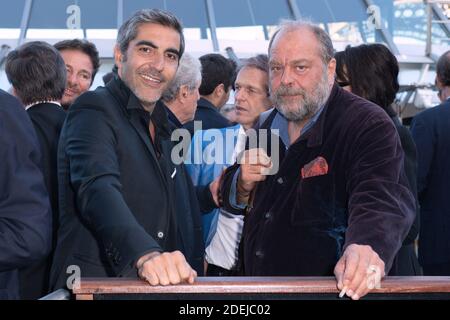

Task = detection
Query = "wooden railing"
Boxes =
[73,276,450,300]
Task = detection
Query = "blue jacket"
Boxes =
[0,90,51,299]
[186,124,241,246]
[410,98,450,265]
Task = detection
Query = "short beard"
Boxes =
[119,62,162,113]
[271,70,331,122]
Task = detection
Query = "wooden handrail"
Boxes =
[73,276,450,299]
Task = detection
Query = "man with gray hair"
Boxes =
[220,20,415,299]
[50,9,215,291]
[162,53,202,126]
[186,54,272,276]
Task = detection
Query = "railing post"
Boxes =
[426,0,432,57]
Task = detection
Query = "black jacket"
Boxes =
[387,114,421,276]
[184,97,231,135]
[50,78,204,290]
[0,90,51,299]
[19,103,66,299]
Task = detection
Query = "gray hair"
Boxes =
[117,9,185,58]
[268,20,334,65]
[161,53,202,102]
[237,54,269,93]
[238,54,269,75]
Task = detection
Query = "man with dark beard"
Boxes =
[220,20,415,300]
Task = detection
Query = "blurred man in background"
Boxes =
[411,50,450,276]
[54,39,100,110]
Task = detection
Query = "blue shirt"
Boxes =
[230,105,326,210]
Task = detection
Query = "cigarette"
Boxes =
[339,286,348,298]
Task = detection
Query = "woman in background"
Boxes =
[335,43,422,276]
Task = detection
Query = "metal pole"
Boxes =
[418,63,430,84]
[225,46,240,64]
[204,0,219,52]
[117,0,123,28]
[431,2,450,37]
[426,0,432,57]
[18,0,33,46]
[0,44,11,68]
[287,0,301,20]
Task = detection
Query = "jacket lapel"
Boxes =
[126,96,161,163]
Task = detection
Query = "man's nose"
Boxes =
[280,68,294,86]
[67,72,78,86]
[152,53,165,72]
[234,89,245,102]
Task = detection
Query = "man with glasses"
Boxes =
[186,55,272,276]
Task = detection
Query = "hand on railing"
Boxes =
[334,244,386,300]
[136,251,197,286]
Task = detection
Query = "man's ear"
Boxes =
[11,87,18,98]
[10,87,23,105]
[178,85,189,102]
[327,58,337,85]
[214,83,225,97]
[435,76,444,90]
[114,45,124,73]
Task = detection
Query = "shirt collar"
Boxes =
[164,103,183,129]
[270,91,330,148]
[107,76,173,138]
[25,101,61,110]
[198,97,219,112]
[301,103,326,136]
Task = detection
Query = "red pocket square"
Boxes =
[301,156,328,179]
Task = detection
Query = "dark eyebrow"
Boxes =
[236,82,256,90]
[135,40,180,58]
[136,40,158,49]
